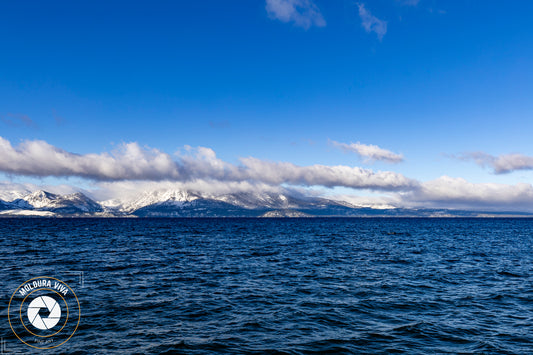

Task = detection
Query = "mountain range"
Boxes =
[0,190,531,218]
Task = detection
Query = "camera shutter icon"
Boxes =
[27,296,62,330]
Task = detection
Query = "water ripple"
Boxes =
[1,218,532,354]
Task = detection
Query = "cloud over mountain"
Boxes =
[3,136,533,211]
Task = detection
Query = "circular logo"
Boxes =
[8,277,80,350]
[27,296,62,330]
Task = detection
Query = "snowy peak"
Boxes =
[214,192,294,209]
[0,188,31,202]
[115,189,357,215]
[18,190,102,213]
[0,188,521,218]
[120,189,200,213]
[22,190,59,208]
[59,192,103,213]
[212,191,351,210]
[1,188,354,217]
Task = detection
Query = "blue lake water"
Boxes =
[1,218,532,354]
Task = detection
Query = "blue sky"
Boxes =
[1,0,533,210]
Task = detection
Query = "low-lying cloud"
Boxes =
[0,137,415,191]
[399,176,533,211]
[4,136,533,211]
[331,140,404,163]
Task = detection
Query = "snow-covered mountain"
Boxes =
[7,190,103,214]
[0,199,10,211]
[120,190,366,217]
[0,189,531,217]
[211,191,330,210]
[213,192,298,209]
[113,190,200,213]
[0,189,361,217]
[0,189,31,203]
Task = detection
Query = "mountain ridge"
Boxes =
[0,189,532,218]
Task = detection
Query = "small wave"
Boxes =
[497,270,523,278]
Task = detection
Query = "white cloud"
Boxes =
[399,176,533,211]
[492,154,533,173]
[331,140,404,163]
[330,176,533,212]
[4,136,533,211]
[0,137,181,181]
[330,193,399,209]
[457,152,533,174]
[358,3,387,40]
[5,173,533,212]
[238,157,415,190]
[0,136,414,191]
[266,0,326,29]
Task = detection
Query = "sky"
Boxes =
[1,0,533,211]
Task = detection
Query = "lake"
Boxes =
[2,218,532,354]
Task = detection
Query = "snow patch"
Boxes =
[0,210,56,217]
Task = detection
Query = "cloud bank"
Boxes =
[358,4,387,40]
[331,140,404,163]
[266,0,326,29]
[3,137,533,211]
[4,176,533,212]
[333,177,533,212]
[400,176,533,211]
[0,137,415,191]
[0,137,180,181]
